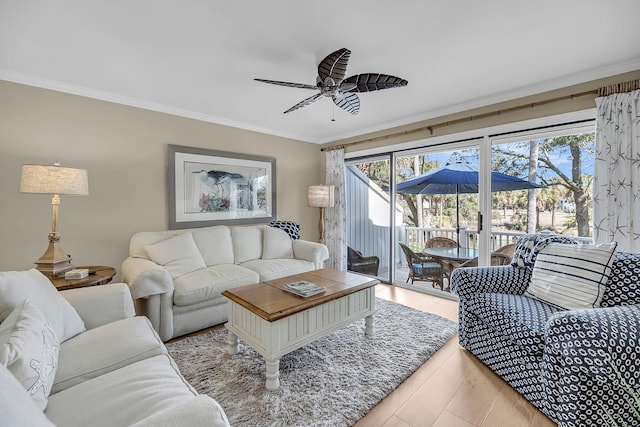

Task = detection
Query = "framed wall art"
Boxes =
[168,144,276,229]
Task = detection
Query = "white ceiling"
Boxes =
[2,1,640,144]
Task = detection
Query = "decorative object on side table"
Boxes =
[19,162,89,278]
[50,265,115,291]
[307,185,334,244]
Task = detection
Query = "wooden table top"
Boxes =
[222,268,379,322]
[51,265,116,291]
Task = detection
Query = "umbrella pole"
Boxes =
[456,184,460,248]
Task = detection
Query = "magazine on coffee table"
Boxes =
[283,280,326,297]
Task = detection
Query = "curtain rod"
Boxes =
[320,89,598,152]
[598,79,640,97]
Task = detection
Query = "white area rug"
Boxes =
[167,298,458,427]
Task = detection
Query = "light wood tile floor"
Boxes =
[357,284,556,427]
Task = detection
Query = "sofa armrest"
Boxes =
[122,257,174,299]
[545,304,640,385]
[292,240,329,269]
[129,395,230,427]
[60,283,135,330]
[450,265,532,300]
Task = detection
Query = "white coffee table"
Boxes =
[222,268,378,390]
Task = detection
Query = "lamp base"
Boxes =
[35,234,73,279]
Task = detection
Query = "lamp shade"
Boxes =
[307,185,334,208]
[20,164,89,195]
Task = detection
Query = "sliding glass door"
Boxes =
[345,155,394,283]
[489,123,596,249]
[344,117,595,293]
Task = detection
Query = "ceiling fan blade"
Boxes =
[332,92,360,115]
[342,73,408,92]
[284,93,323,114]
[254,79,318,90]
[317,48,351,84]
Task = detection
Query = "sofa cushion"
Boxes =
[192,226,234,266]
[173,265,259,307]
[241,258,316,281]
[53,316,166,393]
[145,232,207,279]
[0,269,85,343]
[46,354,198,427]
[129,395,230,427]
[0,300,59,410]
[0,364,56,427]
[262,226,294,260]
[231,226,263,263]
[511,234,579,269]
[525,242,617,310]
[467,293,563,356]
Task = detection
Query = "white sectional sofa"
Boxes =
[0,269,229,427]
[122,224,329,341]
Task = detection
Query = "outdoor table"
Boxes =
[422,246,479,262]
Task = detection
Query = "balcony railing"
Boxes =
[404,227,522,252]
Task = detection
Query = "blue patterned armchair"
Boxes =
[451,235,640,427]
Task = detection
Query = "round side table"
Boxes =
[50,265,116,291]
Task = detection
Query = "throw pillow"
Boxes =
[0,300,60,410]
[192,226,234,266]
[525,242,618,310]
[0,269,85,343]
[511,234,579,269]
[145,232,207,279]
[268,220,300,240]
[262,226,294,260]
[0,363,55,426]
[231,226,263,263]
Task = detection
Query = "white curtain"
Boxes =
[325,148,347,270]
[593,89,640,252]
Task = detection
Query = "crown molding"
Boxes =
[0,69,316,143]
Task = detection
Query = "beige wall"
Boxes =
[0,81,323,279]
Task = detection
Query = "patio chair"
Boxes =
[425,236,458,248]
[445,252,512,270]
[424,236,458,287]
[494,243,515,261]
[347,246,379,276]
[398,243,444,290]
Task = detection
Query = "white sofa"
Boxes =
[0,269,229,427]
[122,224,329,341]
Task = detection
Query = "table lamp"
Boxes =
[20,162,89,278]
[307,185,334,244]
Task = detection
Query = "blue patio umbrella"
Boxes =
[396,161,544,245]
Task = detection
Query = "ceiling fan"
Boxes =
[254,48,408,116]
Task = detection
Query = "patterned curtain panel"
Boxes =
[594,90,640,252]
[325,148,347,270]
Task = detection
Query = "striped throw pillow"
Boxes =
[525,242,617,310]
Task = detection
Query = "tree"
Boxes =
[494,132,594,236]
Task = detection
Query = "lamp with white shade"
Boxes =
[307,185,334,244]
[20,162,89,278]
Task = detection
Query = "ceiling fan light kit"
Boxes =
[255,48,408,117]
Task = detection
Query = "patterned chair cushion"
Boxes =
[467,293,564,356]
[511,234,580,269]
[600,251,640,307]
[268,221,300,240]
